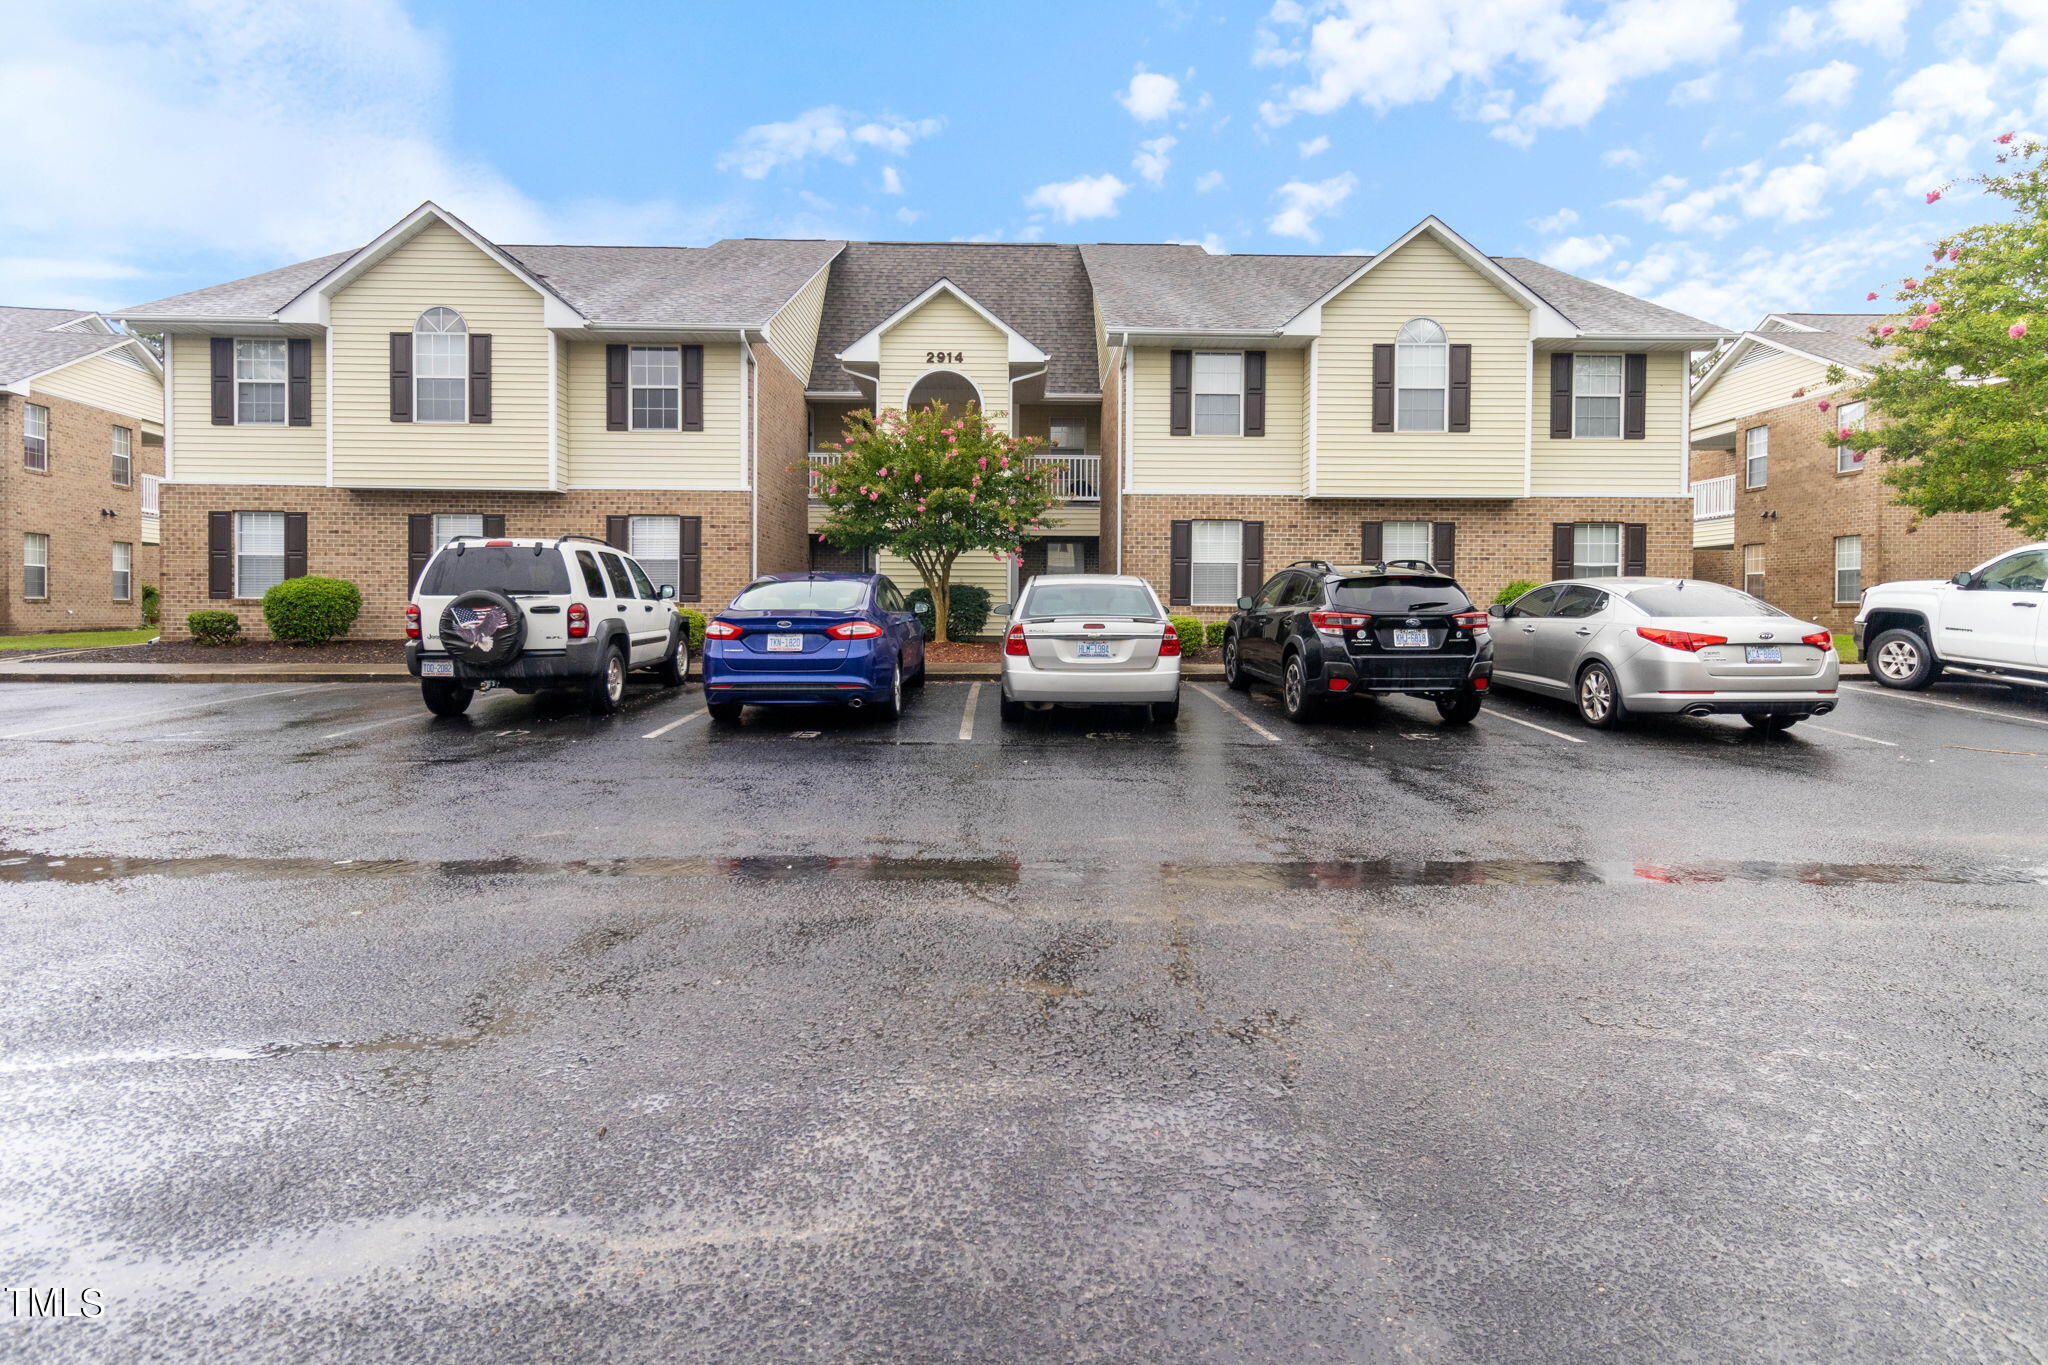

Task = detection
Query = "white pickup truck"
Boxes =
[1854,543,2048,691]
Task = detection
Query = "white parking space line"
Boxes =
[1804,722,1899,747]
[958,683,982,742]
[1478,706,1587,744]
[1843,682,2048,728]
[319,712,426,741]
[1191,684,1281,742]
[642,707,706,739]
[0,684,331,740]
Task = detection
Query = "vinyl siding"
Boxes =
[31,350,162,424]
[876,292,1010,423]
[165,333,326,484]
[1694,515,1735,548]
[328,221,552,489]
[1691,345,1838,429]
[766,264,831,380]
[1037,504,1101,535]
[1128,345,1305,492]
[1313,232,1528,498]
[562,341,745,487]
[876,548,1010,617]
[1530,349,1687,494]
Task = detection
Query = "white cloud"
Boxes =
[1671,73,1720,105]
[718,107,941,179]
[1118,67,1185,121]
[1540,233,1628,271]
[1268,172,1357,241]
[1133,136,1177,186]
[1026,173,1131,222]
[1530,207,1579,233]
[1786,60,1858,106]
[1195,170,1226,193]
[1774,0,1914,53]
[1774,6,1826,46]
[1298,134,1331,157]
[1613,173,1741,234]
[1892,59,1999,124]
[894,206,921,225]
[1602,146,1645,167]
[880,165,905,195]
[1597,221,1925,325]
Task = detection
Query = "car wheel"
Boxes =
[1870,627,1941,690]
[585,644,627,715]
[421,679,473,716]
[1151,694,1181,725]
[706,700,744,724]
[872,663,903,720]
[654,637,687,687]
[1575,661,1626,729]
[1223,634,1252,691]
[1434,685,1484,724]
[1281,652,1320,723]
[1743,713,1803,733]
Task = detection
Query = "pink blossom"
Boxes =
[869,490,880,500]
[967,492,976,503]
[876,467,888,478]
[1817,399,1832,413]
[1997,131,2016,145]
[1925,189,1942,203]
[1909,316,1931,331]
[1925,301,1942,315]
[1879,325,1896,338]
[1866,291,1879,301]
[2011,322,2029,339]
[976,456,988,469]
[912,472,922,483]
[1903,278,1918,290]
[1838,428,1852,441]
[917,501,926,511]
[1948,249,1960,261]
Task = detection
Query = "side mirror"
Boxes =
[1952,570,1975,588]
[1236,596,1255,611]
[1487,602,1509,618]
[658,584,676,600]
[913,601,931,614]
[993,602,1011,615]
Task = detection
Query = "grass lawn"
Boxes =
[1833,632,1860,664]
[0,627,156,652]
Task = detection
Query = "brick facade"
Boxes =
[1121,493,1693,618]
[0,390,161,634]
[751,342,813,580]
[1689,396,2029,630]
[1098,352,1123,572]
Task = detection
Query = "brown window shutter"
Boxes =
[1168,519,1192,604]
[468,334,492,424]
[1431,521,1456,577]
[679,516,702,600]
[606,515,630,550]
[1623,522,1648,576]
[283,512,308,581]
[208,511,233,597]
[1371,343,1394,432]
[1169,350,1191,437]
[407,514,433,596]
[1549,353,1573,439]
[481,514,505,537]
[286,338,312,426]
[1240,521,1265,599]
[1359,520,1383,562]
[1448,344,1471,433]
[606,345,629,430]
[1551,523,1575,580]
[1623,353,1647,440]
[210,338,234,425]
[1243,351,1266,437]
[389,333,412,423]
[681,345,704,432]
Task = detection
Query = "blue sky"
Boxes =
[2,0,2040,327]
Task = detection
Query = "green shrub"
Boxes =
[675,607,706,650]
[1493,579,1540,606]
[1168,615,1204,651]
[139,583,160,626]
[1205,620,1232,649]
[186,610,242,646]
[262,575,362,644]
[908,583,993,640]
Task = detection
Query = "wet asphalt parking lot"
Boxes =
[1,673,2045,1363]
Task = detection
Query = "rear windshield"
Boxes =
[1022,583,1158,618]
[731,579,869,612]
[1328,576,1471,613]
[419,546,571,596]
[1627,584,1786,618]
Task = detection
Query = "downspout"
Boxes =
[1117,341,1133,574]
[742,329,756,579]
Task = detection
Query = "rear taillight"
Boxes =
[405,603,420,640]
[567,603,589,638]
[1309,611,1372,631]
[1159,624,1181,656]
[1636,626,1728,652]
[704,619,743,639]
[826,620,883,639]
[1453,611,1488,630]
[1472,676,1489,691]
[1004,623,1028,656]
[1802,631,1834,650]
[484,539,512,547]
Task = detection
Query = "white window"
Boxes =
[1047,420,1086,452]
[630,347,681,430]
[413,308,468,423]
[1834,535,1862,603]
[629,515,682,594]
[1382,520,1432,563]
[112,426,132,486]
[1744,425,1769,487]
[1395,318,1449,432]
[234,339,287,425]
[1192,352,1243,436]
[1573,523,1622,578]
[1743,543,1766,599]
[1835,400,1867,472]
[112,542,132,602]
[1573,355,1624,438]
[1044,540,1084,574]
[140,474,162,515]
[22,533,47,600]
[235,511,286,598]
[432,513,485,551]
[1190,519,1243,605]
[23,403,48,470]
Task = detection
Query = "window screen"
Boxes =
[1189,520,1243,605]
[236,511,287,597]
[1192,353,1243,436]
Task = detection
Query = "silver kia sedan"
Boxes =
[1486,577,1841,730]
[999,574,1182,724]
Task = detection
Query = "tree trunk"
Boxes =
[932,557,954,642]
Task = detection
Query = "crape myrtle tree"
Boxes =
[811,402,1058,642]
[1824,133,2048,536]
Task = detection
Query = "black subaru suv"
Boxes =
[1221,559,1493,723]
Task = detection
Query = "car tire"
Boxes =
[707,700,744,724]
[1743,713,1803,733]
[1434,685,1484,724]
[654,637,687,688]
[421,679,473,716]
[1280,652,1320,723]
[1870,627,1942,690]
[584,644,627,715]
[1151,694,1181,725]
[871,663,903,720]
[1575,661,1627,729]
[1000,690,1026,723]
[1222,633,1252,691]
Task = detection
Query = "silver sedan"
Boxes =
[999,574,1182,724]
[1486,577,1841,730]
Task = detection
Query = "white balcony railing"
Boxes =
[809,450,1102,503]
[1692,473,1735,520]
[807,451,844,496]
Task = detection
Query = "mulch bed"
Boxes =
[42,639,406,666]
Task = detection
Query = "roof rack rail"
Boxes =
[556,534,610,546]
[1287,559,1335,572]
[1384,558,1439,573]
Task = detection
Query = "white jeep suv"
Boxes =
[1855,543,2048,692]
[406,534,688,715]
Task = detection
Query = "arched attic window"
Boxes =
[1394,318,1448,432]
[414,307,469,423]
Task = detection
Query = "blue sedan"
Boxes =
[701,572,927,722]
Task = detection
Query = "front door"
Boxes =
[1941,549,2048,665]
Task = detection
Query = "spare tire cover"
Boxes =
[438,589,526,667]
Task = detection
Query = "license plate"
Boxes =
[421,658,453,677]
[1076,641,1112,659]
[1745,646,1783,664]
[1392,629,1430,649]
[765,633,805,652]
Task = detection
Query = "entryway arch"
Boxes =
[904,368,982,413]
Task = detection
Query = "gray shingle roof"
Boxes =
[1495,257,1728,335]
[0,306,129,386]
[1756,313,1886,369]
[500,240,843,325]
[119,253,353,320]
[808,242,1101,395]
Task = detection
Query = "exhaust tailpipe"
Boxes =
[1683,704,1714,716]
[845,696,866,710]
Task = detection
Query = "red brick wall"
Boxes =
[751,341,811,578]
[0,391,156,633]
[1098,348,1123,572]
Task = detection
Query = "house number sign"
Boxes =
[925,351,966,364]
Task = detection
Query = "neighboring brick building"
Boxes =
[0,307,164,634]
[1687,314,2029,630]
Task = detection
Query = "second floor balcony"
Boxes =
[809,451,1100,503]
[1692,474,1735,520]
